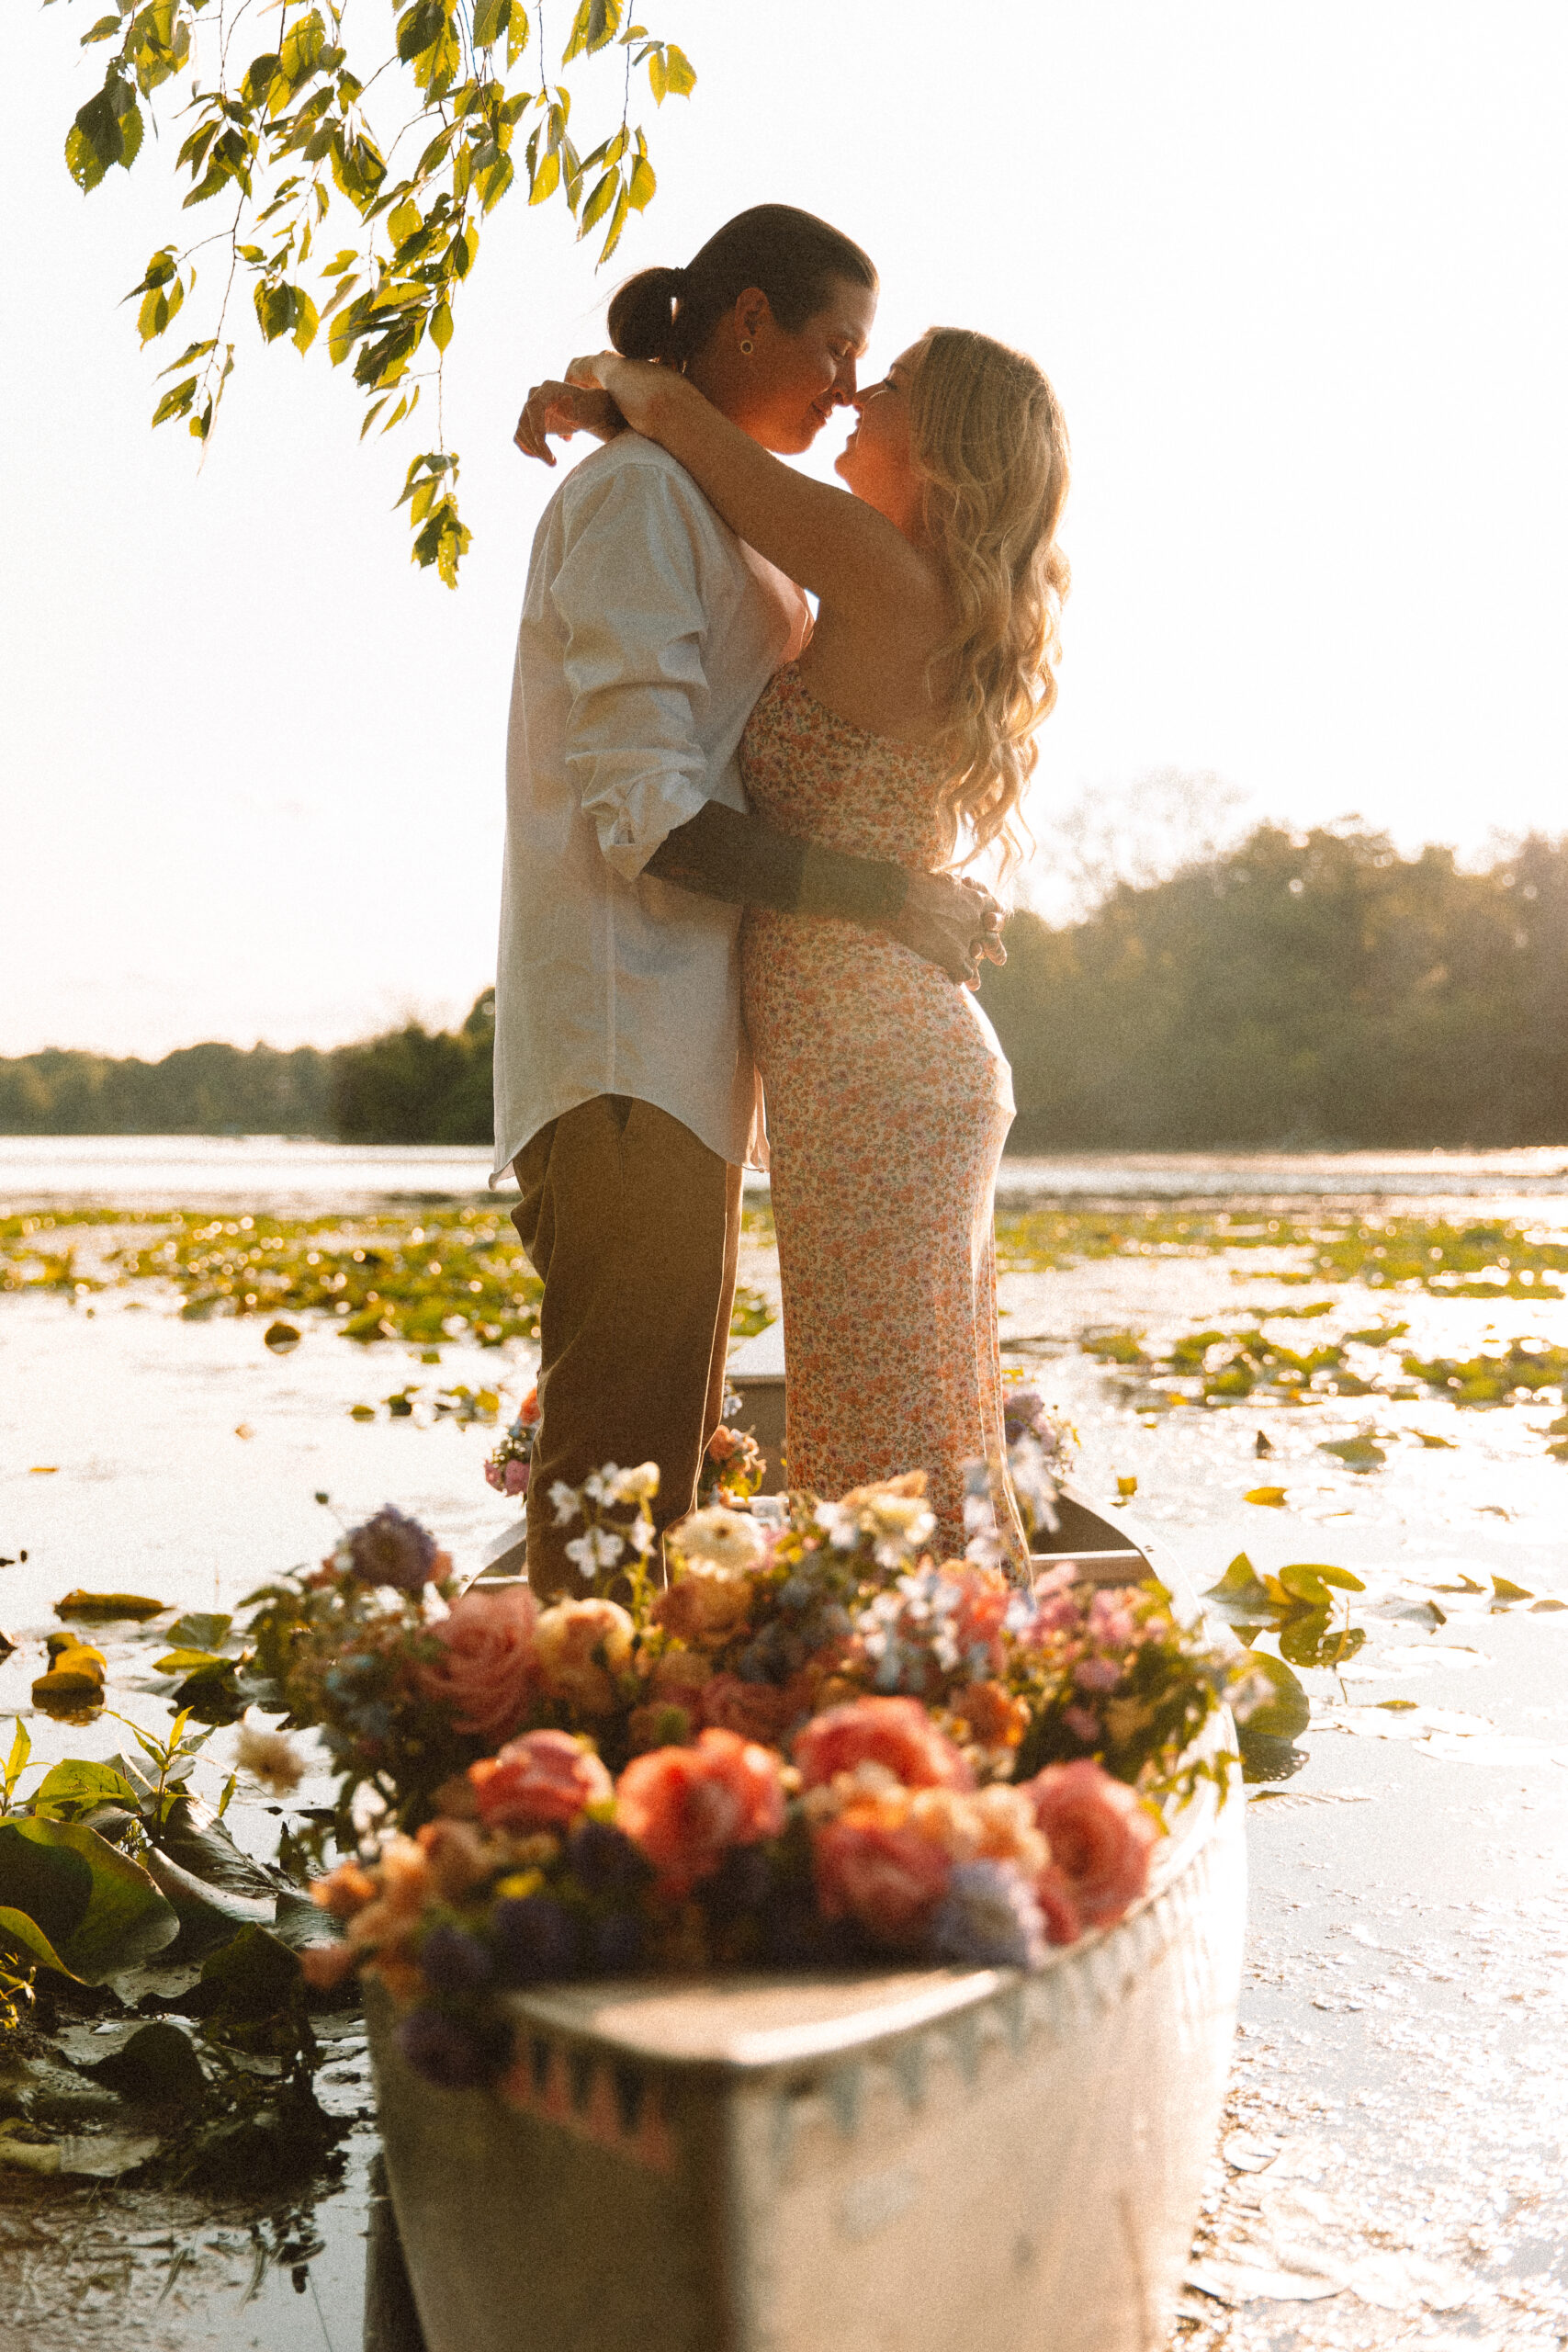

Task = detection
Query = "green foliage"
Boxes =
[0,1815,180,1982]
[1401,1338,1568,1406]
[983,826,1568,1148]
[331,989,494,1142]
[51,0,697,580]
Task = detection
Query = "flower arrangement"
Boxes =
[483,1386,541,1499]
[264,1456,1250,2092]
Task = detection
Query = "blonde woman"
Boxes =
[530,326,1069,1565]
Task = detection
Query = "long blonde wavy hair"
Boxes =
[908,328,1071,872]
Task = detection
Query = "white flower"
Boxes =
[669,1506,769,1571]
[565,1528,626,1578]
[549,1480,581,1526]
[234,1716,306,1797]
[815,1501,860,1552]
[582,1467,612,1504]
[627,1518,657,1556]
[607,1461,660,1505]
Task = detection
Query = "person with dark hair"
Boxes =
[494,205,1002,1598]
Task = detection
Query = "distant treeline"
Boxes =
[6,831,1565,1148]
[0,994,495,1146]
[985,824,1568,1149]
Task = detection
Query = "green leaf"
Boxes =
[279,6,326,85]
[579,165,617,234]
[28,1761,141,1818]
[80,15,124,45]
[471,0,509,48]
[0,1905,77,1980]
[529,146,559,205]
[389,195,422,248]
[430,298,454,352]
[1285,1561,1365,1592]
[291,288,320,356]
[0,1818,178,1984]
[1275,1563,1332,1609]
[4,1719,31,1804]
[626,151,655,210]
[1234,1650,1311,1743]
[165,1612,233,1654]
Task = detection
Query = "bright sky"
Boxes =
[6,2,1564,1057]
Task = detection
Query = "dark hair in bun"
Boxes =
[607,204,876,366]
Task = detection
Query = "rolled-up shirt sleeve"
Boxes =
[551,461,714,880]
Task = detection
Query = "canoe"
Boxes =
[367,1510,1243,2352]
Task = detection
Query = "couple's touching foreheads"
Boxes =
[491,202,1070,1594]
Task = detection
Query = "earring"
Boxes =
[739,337,754,356]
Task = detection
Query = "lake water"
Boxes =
[6,1132,1568,1209]
[4,1137,1568,2347]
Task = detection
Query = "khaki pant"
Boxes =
[511,1096,743,1600]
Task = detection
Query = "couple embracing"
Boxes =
[491,204,1069,1597]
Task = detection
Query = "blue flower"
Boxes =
[418,1926,494,1996]
[930,1862,1047,1971]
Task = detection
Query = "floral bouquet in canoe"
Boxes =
[241,1403,1253,2093]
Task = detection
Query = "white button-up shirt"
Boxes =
[492,435,809,1181]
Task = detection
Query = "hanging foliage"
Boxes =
[50,0,696,582]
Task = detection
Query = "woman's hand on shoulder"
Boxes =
[513,375,623,467]
[565,351,684,441]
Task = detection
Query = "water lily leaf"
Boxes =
[164,1612,233,1653]
[154,1648,230,1676]
[141,1793,284,1939]
[0,1818,178,1982]
[1288,1561,1365,1592]
[1321,1435,1386,1470]
[28,1761,141,1818]
[197,1923,301,2021]
[91,2019,206,2105]
[1276,1564,1332,1608]
[1280,1611,1367,1669]
[1491,1575,1534,1602]
[0,1904,79,1979]
[1204,1553,1275,1620]
[1235,1650,1311,1742]
[1245,1486,1288,1508]
[55,1590,168,1623]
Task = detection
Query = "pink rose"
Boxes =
[793,1697,974,1793]
[419,1583,538,1743]
[469,1729,612,1830]
[615,1728,785,1895]
[1023,1759,1157,1928]
[812,1813,953,1949]
[534,1599,635,1715]
[1032,1865,1084,1947]
[504,1459,530,1497]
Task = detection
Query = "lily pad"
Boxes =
[1321,1435,1387,1470]
[55,1590,168,1623]
[0,1817,178,1983]
[1245,1486,1288,1508]
[164,1611,234,1654]
[1235,1650,1312,1742]
[91,2019,206,2105]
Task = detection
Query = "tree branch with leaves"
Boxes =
[53,0,695,582]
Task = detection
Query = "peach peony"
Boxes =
[415,1816,497,1898]
[615,1728,785,1895]
[418,1583,538,1743]
[470,1729,613,1830]
[699,1673,801,1746]
[653,1561,756,1646]
[1022,1759,1158,1928]
[794,1697,974,1793]
[534,1598,635,1715]
[1032,1865,1084,1947]
[952,1679,1031,1749]
[648,1646,715,1702]
[812,1812,953,1949]
[299,1939,359,1989]
[939,1562,1012,1672]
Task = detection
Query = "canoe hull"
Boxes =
[367,1755,1244,2352]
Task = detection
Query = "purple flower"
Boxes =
[492,1894,582,1985]
[930,1861,1048,1970]
[417,1926,494,1996]
[566,1819,649,1897]
[591,1913,646,1974]
[341,1505,445,1592]
[395,2008,504,2090]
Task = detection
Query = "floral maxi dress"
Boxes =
[739,662,1026,1566]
